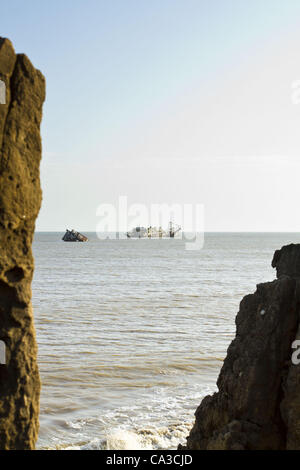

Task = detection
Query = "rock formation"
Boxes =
[0,38,45,449]
[182,244,300,450]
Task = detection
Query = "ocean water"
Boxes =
[32,232,300,450]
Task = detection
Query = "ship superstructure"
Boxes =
[126,222,181,239]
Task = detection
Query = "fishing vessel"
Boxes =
[126,222,181,239]
[62,229,88,242]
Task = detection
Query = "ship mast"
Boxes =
[169,220,174,238]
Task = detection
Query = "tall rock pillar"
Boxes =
[0,38,45,449]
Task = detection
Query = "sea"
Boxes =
[32,232,300,450]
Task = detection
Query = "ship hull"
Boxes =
[62,229,88,242]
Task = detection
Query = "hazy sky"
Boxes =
[2,0,300,231]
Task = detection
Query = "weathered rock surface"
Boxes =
[182,244,300,450]
[272,244,300,279]
[0,38,45,449]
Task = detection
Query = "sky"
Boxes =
[2,0,300,231]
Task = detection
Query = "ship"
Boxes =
[126,221,181,239]
[62,229,88,242]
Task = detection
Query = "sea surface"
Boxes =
[32,232,300,450]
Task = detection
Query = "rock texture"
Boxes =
[182,244,300,450]
[0,38,45,449]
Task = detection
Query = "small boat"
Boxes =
[62,229,88,242]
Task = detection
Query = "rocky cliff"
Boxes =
[182,244,300,450]
[0,38,45,449]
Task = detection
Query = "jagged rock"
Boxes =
[272,244,300,279]
[0,38,45,449]
[182,244,300,450]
